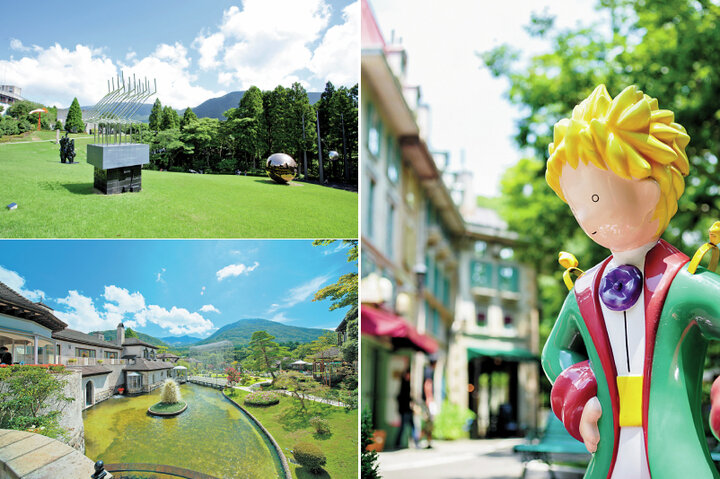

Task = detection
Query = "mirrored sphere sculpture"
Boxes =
[266,153,297,184]
[328,150,340,161]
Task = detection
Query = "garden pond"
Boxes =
[83,383,285,478]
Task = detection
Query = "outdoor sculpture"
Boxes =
[85,73,156,194]
[542,84,720,478]
[266,153,297,184]
[59,132,76,164]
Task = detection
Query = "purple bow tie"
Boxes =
[599,264,643,311]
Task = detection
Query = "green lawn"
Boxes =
[148,400,187,414]
[0,131,357,238]
[226,388,358,479]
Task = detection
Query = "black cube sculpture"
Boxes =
[87,144,149,194]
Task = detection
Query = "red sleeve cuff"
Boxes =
[550,360,597,442]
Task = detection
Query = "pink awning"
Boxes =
[361,305,438,354]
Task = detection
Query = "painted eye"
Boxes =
[591,194,599,203]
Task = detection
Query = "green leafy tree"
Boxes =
[7,100,43,120]
[64,97,85,133]
[148,98,163,131]
[161,106,180,131]
[481,0,720,342]
[285,82,318,176]
[361,408,380,479]
[180,107,198,130]
[0,366,74,440]
[151,128,185,170]
[125,328,139,339]
[261,86,292,156]
[275,371,327,411]
[248,331,286,381]
[181,117,220,171]
[312,240,358,310]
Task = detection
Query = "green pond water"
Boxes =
[83,383,285,479]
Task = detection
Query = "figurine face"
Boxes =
[559,161,661,252]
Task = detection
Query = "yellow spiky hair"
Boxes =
[546,84,690,234]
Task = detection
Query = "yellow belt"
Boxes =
[617,376,643,427]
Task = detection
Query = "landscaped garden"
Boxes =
[0,131,357,238]
[225,387,358,478]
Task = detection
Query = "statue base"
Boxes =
[94,165,142,194]
[87,143,149,195]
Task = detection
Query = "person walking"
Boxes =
[395,368,419,449]
[421,356,437,448]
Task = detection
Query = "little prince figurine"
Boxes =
[542,84,720,479]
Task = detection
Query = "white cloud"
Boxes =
[53,284,215,336]
[55,291,114,332]
[200,286,206,296]
[309,1,359,86]
[270,312,293,323]
[267,274,331,313]
[323,242,350,255]
[9,38,30,52]
[103,285,146,324]
[0,43,116,107]
[119,42,225,108]
[156,268,166,283]
[193,31,225,70]
[134,305,214,336]
[199,0,337,90]
[216,261,259,281]
[200,304,220,313]
[0,265,45,302]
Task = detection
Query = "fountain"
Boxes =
[83,383,286,478]
[148,379,187,416]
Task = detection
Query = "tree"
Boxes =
[285,82,317,176]
[161,106,180,131]
[362,408,381,479]
[312,240,358,310]
[248,331,285,381]
[481,0,720,339]
[125,328,139,339]
[0,366,74,440]
[275,371,328,411]
[180,107,198,130]
[64,97,85,133]
[225,366,243,387]
[149,98,163,131]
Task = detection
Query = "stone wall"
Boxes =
[55,370,85,451]
[81,364,125,407]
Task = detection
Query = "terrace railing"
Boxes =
[62,357,127,366]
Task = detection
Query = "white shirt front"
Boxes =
[602,241,656,479]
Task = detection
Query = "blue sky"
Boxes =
[0,240,355,338]
[0,0,358,109]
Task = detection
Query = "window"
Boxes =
[386,202,395,258]
[476,303,488,327]
[76,348,96,358]
[387,137,400,184]
[105,351,118,359]
[367,103,382,157]
[474,241,487,257]
[366,179,375,239]
[504,315,514,328]
[498,266,520,292]
[471,261,494,288]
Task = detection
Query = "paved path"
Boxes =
[187,376,348,407]
[0,429,107,479]
[378,438,585,479]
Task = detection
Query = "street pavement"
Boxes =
[378,438,586,479]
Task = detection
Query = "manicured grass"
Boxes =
[226,388,358,479]
[0,131,357,238]
[148,400,187,414]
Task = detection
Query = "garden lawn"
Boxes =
[0,132,357,238]
[226,388,358,479]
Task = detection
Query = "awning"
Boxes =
[173,366,187,370]
[467,346,538,362]
[361,305,438,354]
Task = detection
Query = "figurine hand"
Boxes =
[579,396,602,453]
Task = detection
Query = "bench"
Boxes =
[513,412,589,478]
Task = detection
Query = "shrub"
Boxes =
[309,416,331,436]
[433,400,476,440]
[160,379,181,404]
[243,391,280,406]
[292,442,326,473]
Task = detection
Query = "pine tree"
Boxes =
[148,98,163,131]
[160,106,180,130]
[65,97,85,133]
[180,107,198,129]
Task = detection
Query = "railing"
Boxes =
[62,357,126,366]
[103,463,219,479]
